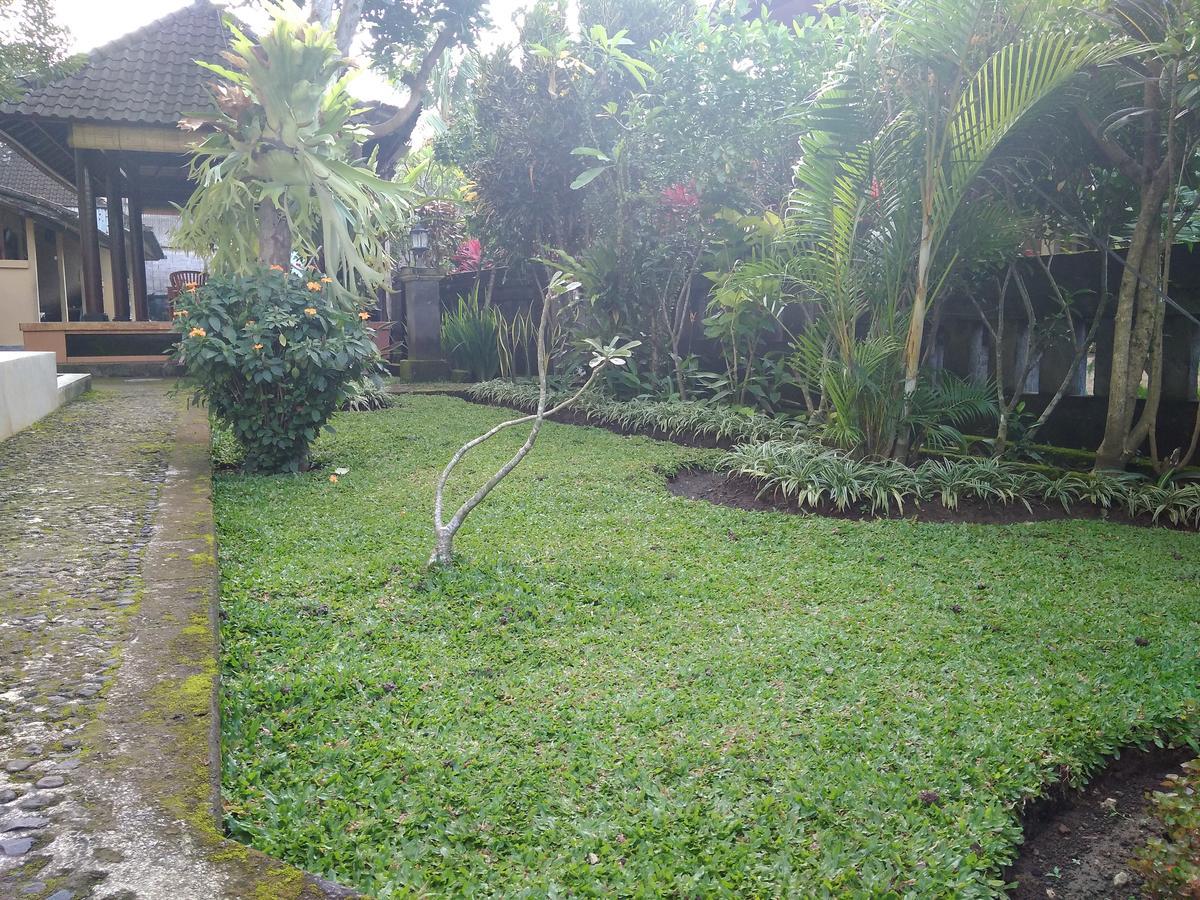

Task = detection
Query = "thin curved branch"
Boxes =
[432,369,600,530]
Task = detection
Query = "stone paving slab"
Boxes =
[0,380,360,900]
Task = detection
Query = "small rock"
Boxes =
[54,758,81,772]
[1134,637,1149,647]
[918,790,940,806]
[1,816,49,831]
[1112,871,1131,888]
[35,775,65,789]
[0,837,33,856]
[1057,823,1071,835]
[60,739,81,750]
[19,882,47,896]
[46,891,74,900]
[0,789,16,803]
[18,794,52,810]
[94,846,126,864]
[3,759,35,773]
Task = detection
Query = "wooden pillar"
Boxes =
[55,231,68,322]
[127,183,149,321]
[106,169,130,321]
[76,151,105,320]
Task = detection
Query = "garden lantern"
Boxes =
[409,222,430,267]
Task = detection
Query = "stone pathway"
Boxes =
[0,380,355,900]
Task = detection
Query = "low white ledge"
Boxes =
[0,352,91,441]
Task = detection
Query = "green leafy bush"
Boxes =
[467,378,808,444]
[172,267,380,473]
[1134,758,1200,897]
[440,289,500,381]
[723,440,1200,526]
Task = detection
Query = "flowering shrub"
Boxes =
[172,266,381,473]
[660,181,700,214]
[451,237,490,273]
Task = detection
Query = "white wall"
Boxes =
[0,351,58,440]
[0,217,40,347]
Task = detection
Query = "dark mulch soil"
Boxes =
[1006,747,1192,899]
[667,469,1182,529]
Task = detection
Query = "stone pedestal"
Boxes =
[397,267,450,382]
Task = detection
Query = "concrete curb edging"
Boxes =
[81,396,366,898]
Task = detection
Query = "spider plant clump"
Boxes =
[441,289,501,382]
[721,441,1200,526]
[467,379,808,444]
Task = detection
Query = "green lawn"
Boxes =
[215,395,1200,897]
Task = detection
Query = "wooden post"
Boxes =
[76,151,105,320]
[55,231,68,322]
[106,169,130,321]
[127,183,149,321]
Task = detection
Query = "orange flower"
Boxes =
[270,264,285,272]
[252,343,264,350]
[306,281,322,292]
[184,282,198,292]
[303,307,318,316]
[358,311,370,320]
[328,474,339,484]
[188,326,207,338]
[321,276,333,284]
[173,309,189,318]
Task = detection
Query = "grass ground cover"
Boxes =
[215,395,1200,897]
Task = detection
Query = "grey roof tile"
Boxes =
[0,140,75,207]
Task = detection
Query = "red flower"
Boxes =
[660,182,700,213]
[452,238,488,273]
[869,178,883,201]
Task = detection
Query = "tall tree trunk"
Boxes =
[893,146,938,463]
[334,0,364,57]
[257,202,292,269]
[1093,173,1168,469]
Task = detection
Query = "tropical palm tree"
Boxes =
[756,0,1131,460]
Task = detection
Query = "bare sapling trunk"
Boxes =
[660,245,703,402]
[429,282,603,567]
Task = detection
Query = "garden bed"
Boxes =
[1006,746,1193,899]
[214,396,1200,897]
[668,469,1191,529]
